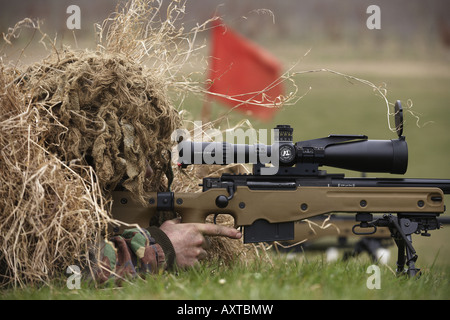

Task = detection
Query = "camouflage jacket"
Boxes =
[95,227,176,283]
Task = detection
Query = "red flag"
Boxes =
[206,19,283,122]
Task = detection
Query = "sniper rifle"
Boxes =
[112,101,450,277]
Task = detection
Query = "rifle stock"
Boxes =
[113,186,444,228]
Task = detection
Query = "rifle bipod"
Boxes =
[352,213,441,277]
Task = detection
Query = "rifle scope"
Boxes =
[178,124,408,175]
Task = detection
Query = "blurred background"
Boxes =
[1,0,449,48]
[1,0,449,265]
[1,0,449,58]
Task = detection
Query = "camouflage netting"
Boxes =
[0,0,257,288]
[0,62,115,287]
[21,50,180,204]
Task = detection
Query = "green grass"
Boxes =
[2,254,449,300]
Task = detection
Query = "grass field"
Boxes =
[1,252,449,300]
